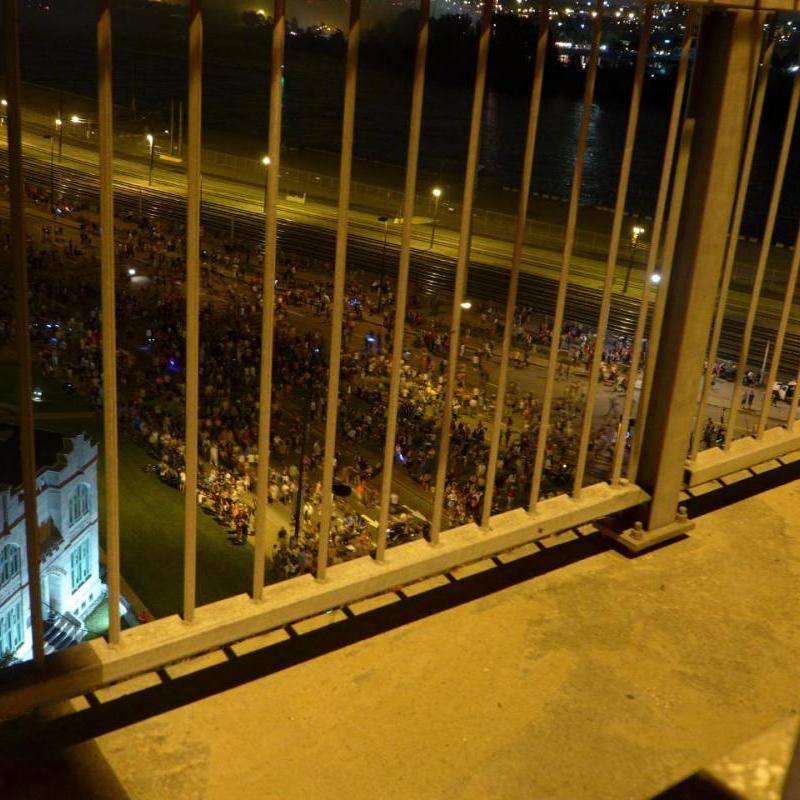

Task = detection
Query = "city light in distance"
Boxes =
[650,273,661,285]
[460,301,472,310]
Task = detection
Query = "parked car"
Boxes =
[772,381,797,402]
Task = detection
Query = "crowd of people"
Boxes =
[0,179,680,577]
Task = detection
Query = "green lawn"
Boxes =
[0,360,91,414]
[113,434,254,617]
[1,361,256,619]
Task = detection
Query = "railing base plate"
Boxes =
[601,512,694,554]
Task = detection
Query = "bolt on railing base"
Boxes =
[599,507,693,554]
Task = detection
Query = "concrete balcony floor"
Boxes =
[3,478,800,800]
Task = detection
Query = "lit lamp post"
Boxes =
[261,155,271,212]
[429,187,442,249]
[376,215,390,311]
[146,133,155,186]
[70,113,90,139]
[55,117,63,161]
[623,224,645,293]
[1,98,7,127]
[42,133,56,213]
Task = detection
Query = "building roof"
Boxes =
[0,425,72,490]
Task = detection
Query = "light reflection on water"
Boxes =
[18,4,799,238]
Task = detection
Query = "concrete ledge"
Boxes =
[685,424,800,487]
[0,481,648,720]
[602,509,694,554]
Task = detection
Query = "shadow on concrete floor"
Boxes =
[0,530,613,795]
[0,739,132,800]
[651,773,742,799]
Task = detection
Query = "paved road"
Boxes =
[8,106,800,335]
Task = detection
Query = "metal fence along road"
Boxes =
[3,0,800,720]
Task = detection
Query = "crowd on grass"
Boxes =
[0,183,693,577]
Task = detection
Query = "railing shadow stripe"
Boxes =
[0,531,610,755]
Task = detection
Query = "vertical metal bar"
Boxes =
[689,21,776,459]
[636,8,766,531]
[481,1,549,528]
[97,0,121,644]
[252,0,284,599]
[788,349,800,429]
[183,0,202,622]
[755,78,800,437]
[429,0,493,542]
[572,4,652,499]
[611,9,696,484]
[376,0,430,562]
[724,35,792,451]
[628,118,695,480]
[317,0,361,581]
[758,215,800,437]
[178,100,184,158]
[4,0,45,668]
[528,0,603,513]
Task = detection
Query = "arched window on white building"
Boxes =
[70,538,91,593]
[0,599,24,655]
[0,545,21,589]
[68,483,91,527]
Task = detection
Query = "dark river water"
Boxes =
[14,3,800,242]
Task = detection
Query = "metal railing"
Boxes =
[2,0,800,719]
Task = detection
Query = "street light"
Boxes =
[54,117,63,161]
[377,215,390,310]
[430,187,442,249]
[623,224,645,293]
[460,300,472,310]
[146,133,155,186]
[42,134,56,212]
[261,155,271,212]
[70,113,91,139]
[650,273,662,285]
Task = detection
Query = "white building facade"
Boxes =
[0,429,103,662]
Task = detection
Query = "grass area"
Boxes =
[0,360,91,414]
[113,434,254,618]
[1,360,256,620]
[83,599,109,640]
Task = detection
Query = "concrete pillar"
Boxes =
[637,9,764,531]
